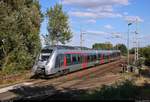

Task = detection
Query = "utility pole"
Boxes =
[134,18,139,65]
[127,23,132,66]
[80,28,86,49]
[80,28,83,48]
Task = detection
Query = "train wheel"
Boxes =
[64,69,70,75]
[55,71,62,77]
[30,74,40,79]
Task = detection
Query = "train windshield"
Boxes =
[39,49,53,61]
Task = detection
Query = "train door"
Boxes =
[82,53,87,69]
[70,54,82,71]
[55,54,65,73]
[104,53,108,63]
[100,53,104,64]
[108,52,110,62]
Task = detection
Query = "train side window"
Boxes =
[87,55,90,62]
[60,55,64,66]
[66,54,72,66]
[81,55,84,63]
[91,55,94,61]
[104,54,107,59]
[55,54,64,68]
[72,54,78,65]
[115,52,117,57]
[98,54,101,59]
[77,55,81,64]
[55,56,59,68]
[110,53,113,58]
[89,55,92,62]
[94,54,97,60]
[101,54,103,59]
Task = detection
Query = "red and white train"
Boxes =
[32,45,121,76]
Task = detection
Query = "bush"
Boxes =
[81,80,139,100]
[1,48,35,74]
[145,58,150,66]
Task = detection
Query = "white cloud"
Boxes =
[69,11,97,18]
[124,16,144,23]
[62,0,129,8]
[104,24,114,29]
[69,11,122,19]
[123,12,128,15]
[64,0,128,20]
[84,30,123,38]
[85,30,109,35]
[111,32,122,36]
[87,19,96,23]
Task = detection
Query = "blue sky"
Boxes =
[39,0,150,48]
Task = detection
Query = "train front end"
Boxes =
[32,48,54,76]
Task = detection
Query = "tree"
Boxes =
[114,44,127,55]
[0,0,42,73]
[139,46,150,66]
[129,48,135,54]
[92,42,113,50]
[46,3,72,45]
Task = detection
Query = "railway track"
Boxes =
[33,60,122,87]
[0,58,125,101]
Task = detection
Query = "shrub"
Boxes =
[81,80,139,100]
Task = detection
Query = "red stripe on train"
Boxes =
[82,54,87,69]
[63,56,67,69]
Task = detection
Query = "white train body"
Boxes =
[32,46,121,76]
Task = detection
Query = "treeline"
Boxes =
[92,43,113,50]
[0,0,42,73]
[92,43,127,55]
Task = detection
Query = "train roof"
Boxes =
[55,49,120,54]
[42,45,120,53]
[43,45,91,50]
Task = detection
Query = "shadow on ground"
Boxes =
[7,79,150,101]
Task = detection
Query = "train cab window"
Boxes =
[55,54,64,68]
[66,54,72,66]
[40,49,53,61]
